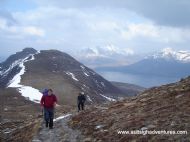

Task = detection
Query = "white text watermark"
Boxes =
[117,130,188,135]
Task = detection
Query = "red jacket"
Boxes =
[40,94,57,108]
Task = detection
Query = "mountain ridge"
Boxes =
[0,48,142,106]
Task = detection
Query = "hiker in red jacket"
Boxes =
[40,89,57,129]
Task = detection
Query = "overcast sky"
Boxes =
[0,0,190,58]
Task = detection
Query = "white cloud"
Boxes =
[23,26,45,37]
[1,1,190,58]
[0,18,6,29]
[121,23,190,44]
[33,0,190,27]
[0,17,45,38]
[88,21,119,32]
[121,23,159,40]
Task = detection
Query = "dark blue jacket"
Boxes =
[78,94,86,103]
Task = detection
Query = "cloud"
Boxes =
[121,23,159,40]
[0,8,44,38]
[1,0,190,59]
[0,9,17,26]
[34,0,190,28]
[0,18,45,38]
[123,0,190,28]
[23,26,45,37]
[121,23,190,43]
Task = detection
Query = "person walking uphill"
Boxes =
[40,89,58,129]
[77,92,86,112]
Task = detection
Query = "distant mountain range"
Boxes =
[96,48,190,78]
[73,45,139,68]
[148,48,190,63]
[0,48,144,105]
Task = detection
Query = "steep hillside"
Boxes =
[70,76,190,141]
[111,81,145,96]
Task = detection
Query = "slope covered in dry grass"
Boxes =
[70,77,190,142]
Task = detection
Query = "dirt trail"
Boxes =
[32,112,85,142]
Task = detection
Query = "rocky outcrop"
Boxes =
[70,76,190,141]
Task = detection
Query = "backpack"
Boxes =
[42,88,48,96]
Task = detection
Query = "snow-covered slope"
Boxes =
[149,48,190,63]
[0,48,43,103]
[0,48,38,87]
[8,54,42,103]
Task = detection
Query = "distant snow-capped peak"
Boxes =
[149,48,190,63]
[78,45,134,58]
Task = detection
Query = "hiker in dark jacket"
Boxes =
[40,89,57,129]
[77,92,86,112]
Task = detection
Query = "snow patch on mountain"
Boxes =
[149,48,190,63]
[8,55,35,87]
[78,45,134,58]
[0,60,22,77]
[99,94,116,102]
[80,65,90,76]
[101,82,105,87]
[18,86,43,103]
[83,84,89,89]
[65,72,79,81]
[8,53,43,103]
[87,95,93,102]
